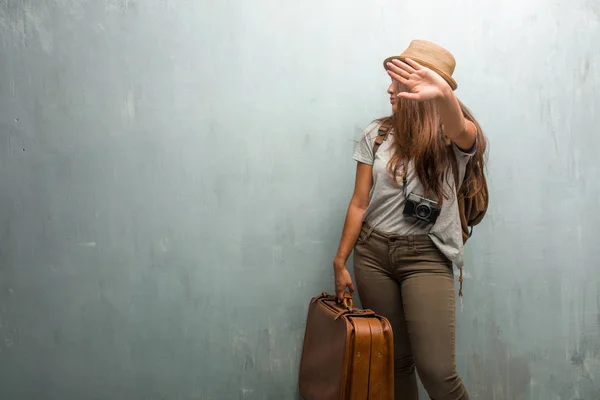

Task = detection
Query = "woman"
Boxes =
[332,40,486,400]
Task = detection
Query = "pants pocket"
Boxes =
[355,225,372,246]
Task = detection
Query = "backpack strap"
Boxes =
[372,121,392,156]
[450,150,474,241]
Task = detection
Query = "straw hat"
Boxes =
[383,40,458,90]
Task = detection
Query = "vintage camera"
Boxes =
[403,193,441,224]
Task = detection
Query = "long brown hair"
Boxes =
[380,97,487,204]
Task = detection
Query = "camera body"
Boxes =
[403,193,441,224]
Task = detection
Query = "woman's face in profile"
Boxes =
[387,79,408,112]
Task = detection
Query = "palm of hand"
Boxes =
[386,58,450,102]
[403,69,446,100]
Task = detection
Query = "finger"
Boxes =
[395,67,411,80]
[386,69,409,86]
[397,91,422,101]
[349,282,355,293]
[404,58,422,70]
[392,58,416,74]
[386,61,411,79]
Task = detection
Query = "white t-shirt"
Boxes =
[352,120,475,267]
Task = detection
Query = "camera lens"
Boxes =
[416,204,431,219]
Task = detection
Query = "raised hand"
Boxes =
[386,58,451,102]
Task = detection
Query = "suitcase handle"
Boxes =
[316,292,377,319]
[338,293,377,317]
[320,291,354,310]
[341,292,354,310]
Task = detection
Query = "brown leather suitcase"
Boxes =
[298,292,394,400]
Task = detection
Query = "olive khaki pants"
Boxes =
[353,223,469,400]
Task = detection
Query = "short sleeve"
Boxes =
[451,137,477,185]
[352,121,379,165]
[452,138,476,162]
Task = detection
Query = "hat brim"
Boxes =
[383,56,458,91]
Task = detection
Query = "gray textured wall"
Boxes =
[1,1,599,399]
